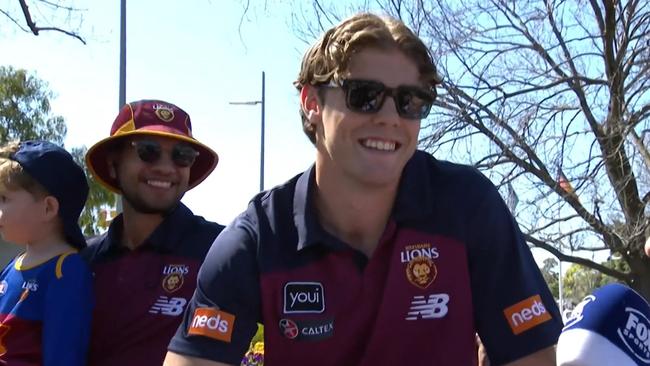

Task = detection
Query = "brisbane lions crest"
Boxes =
[406,256,437,289]
[162,272,184,293]
[153,103,175,122]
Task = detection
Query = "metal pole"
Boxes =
[119,0,126,108]
[116,0,127,214]
[559,260,564,318]
[260,71,265,191]
[227,71,266,192]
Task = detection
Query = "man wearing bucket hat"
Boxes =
[82,100,224,366]
[0,140,93,365]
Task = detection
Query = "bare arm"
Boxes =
[503,346,556,366]
[162,351,234,366]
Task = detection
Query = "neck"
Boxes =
[314,165,398,258]
[120,199,166,250]
[23,235,74,267]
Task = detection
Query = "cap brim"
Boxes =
[85,129,219,193]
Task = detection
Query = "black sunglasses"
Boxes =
[324,79,436,119]
[130,140,199,168]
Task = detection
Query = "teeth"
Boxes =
[147,180,171,188]
[362,139,396,151]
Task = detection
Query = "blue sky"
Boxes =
[1,0,315,224]
[0,0,574,269]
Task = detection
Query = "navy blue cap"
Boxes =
[10,140,89,249]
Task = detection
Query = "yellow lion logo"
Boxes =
[406,256,437,289]
[162,273,184,293]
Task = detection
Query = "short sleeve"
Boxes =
[42,254,93,366]
[168,213,261,364]
[467,181,563,365]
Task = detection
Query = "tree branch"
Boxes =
[18,0,86,44]
[525,234,630,282]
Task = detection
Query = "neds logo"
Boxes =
[504,295,552,335]
[284,282,325,314]
[188,307,235,343]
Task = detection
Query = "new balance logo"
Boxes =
[149,296,187,316]
[405,293,450,320]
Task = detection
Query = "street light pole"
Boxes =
[116,0,127,214]
[260,71,265,192]
[119,0,126,109]
[229,71,266,192]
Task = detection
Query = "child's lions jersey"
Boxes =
[0,252,93,366]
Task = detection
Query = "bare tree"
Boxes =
[1,0,85,44]
[294,0,650,298]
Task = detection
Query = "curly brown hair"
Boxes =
[294,12,442,144]
[0,141,48,197]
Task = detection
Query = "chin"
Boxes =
[125,195,180,215]
[356,170,402,188]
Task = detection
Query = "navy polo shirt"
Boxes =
[81,203,223,366]
[169,151,562,365]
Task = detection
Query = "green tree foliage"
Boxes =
[562,258,629,305]
[0,66,66,143]
[70,146,116,236]
[540,258,559,300]
[0,66,114,237]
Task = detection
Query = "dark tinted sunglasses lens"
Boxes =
[346,81,385,113]
[396,88,434,119]
[172,144,198,167]
[134,141,161,163]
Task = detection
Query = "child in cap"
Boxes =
[0,140,93,366]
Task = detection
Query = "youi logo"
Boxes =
[618,307,650,363]
[283,282,325,314]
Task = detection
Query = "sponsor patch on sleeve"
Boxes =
[188,307,235,343]
[503,294,552,335]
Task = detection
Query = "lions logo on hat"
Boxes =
[406,256,437,289]
[153,103,175,122]
[85,100,219,193]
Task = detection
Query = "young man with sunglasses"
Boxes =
[82,100,224,366]
[165,13,562,366]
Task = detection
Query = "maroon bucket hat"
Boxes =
[85,100,218,193]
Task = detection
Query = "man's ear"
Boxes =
[107,156,117,179]
[43,196,60,222]
[300,85,322,121]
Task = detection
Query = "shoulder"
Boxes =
[407,151,493,187]
[54,252,91,280]
[256,171,302,202]
[249,171,304,221]
[80,231,108,263]
[187,214,226,239]
[207,173,305,254]
[408,151,502,207]
[174,203,225,240]
[420,152,494,189]
[0,258,18,279]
